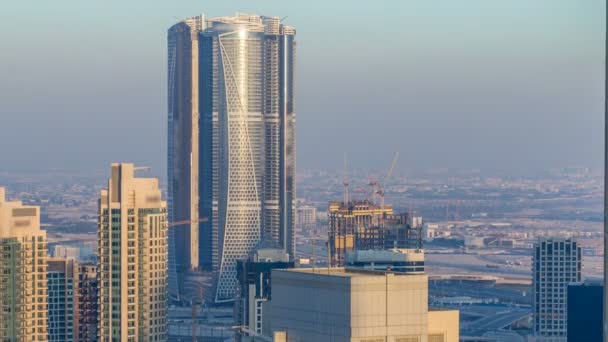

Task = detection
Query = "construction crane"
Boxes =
[368,176,379,205]
[376,152,400,210]
[343,153,349,205]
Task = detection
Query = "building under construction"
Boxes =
[328,201,423,267]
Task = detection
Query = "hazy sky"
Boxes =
[0,0,604,178]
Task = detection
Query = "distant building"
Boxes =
[47,257,78,342]
[532,238,581,340]
[296,206,317,227]
[235,248,294,340]
[423,223,439,241]
[408,212,423,228]
[465,236,485,248]
[345,248,424,273]
[266,268,459,341]
[97,163,168,340]
[0,187,48,341]
[567,281,602,342]
[328,200,393,266]
[328,202,423,267]
[76,263,98,342]
[53,245,80,259]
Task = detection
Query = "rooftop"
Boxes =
[275,267,424,278]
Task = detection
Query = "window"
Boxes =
[428,334,445,342]
[396,337,420,342]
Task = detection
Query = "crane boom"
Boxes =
[384,152,400,185]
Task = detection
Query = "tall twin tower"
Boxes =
[167,14,296,303]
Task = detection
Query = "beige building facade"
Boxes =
[267,268,458,342]
[97,164,168,341]
[0,187,48,341]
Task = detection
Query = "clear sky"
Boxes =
[0,0,604,177]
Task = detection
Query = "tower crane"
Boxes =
[376,152,400,210]
[343,153,349,205]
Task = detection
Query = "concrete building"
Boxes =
[235,248,294,341]
[76,263,98,342]
[567,281,602,342]
[296,206,317,228]
[328,200,394,267]
[532,238,581,340]
[423,223,439,241]
[408,212,423,228]
[345,249,425,273]
[97,163,168,341]
[47,257,77,342]
[0,187,48,341]
[168,14,297,303]
[266,268,459,342]
[329,202,423,267]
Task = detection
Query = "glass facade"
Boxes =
[47,259,76,342]
[168,14,296,303]
[567,283,602,342]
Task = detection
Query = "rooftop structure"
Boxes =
[345,248,424,273]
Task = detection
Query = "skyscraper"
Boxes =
[0,187,48,341]
[168,14,296,303]
[533,237,581,340]
[47,257,77,342]
[167,15,204,301]
[97,163,168,340]
[76,263,98,342]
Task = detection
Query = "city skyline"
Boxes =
[0,1,603,175]
[0,2,604,341]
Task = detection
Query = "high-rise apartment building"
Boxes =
[0,187,48,341]
[97,163,168,341]
[47,257,77,342]
[76,263,98,342]
[297,206,317,227]
[532,238,581,340]
[168,14,296,303]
